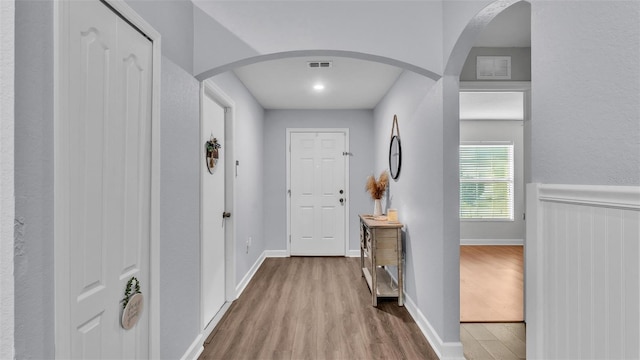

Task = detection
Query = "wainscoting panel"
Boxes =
[526,184,640,359]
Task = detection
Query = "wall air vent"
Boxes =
[307,61,332,68]
[476,56,512,80]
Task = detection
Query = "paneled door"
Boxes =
[201,88,226,329]
[56,1,153,358]
[289,131,347,255]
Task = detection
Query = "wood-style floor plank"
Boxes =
[200,257,438,360]
[460,245,524,322]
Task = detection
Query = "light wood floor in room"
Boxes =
[200,257,438,360]
[460,245,524,322]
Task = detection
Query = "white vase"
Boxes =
[373,199,382,216]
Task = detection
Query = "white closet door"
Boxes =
[59,1,152,358]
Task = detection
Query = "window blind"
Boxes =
[460,144,514,220]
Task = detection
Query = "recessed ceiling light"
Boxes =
[313,84,325,91]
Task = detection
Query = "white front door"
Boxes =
[290,131,347,255]
[201,89,226,328]
[56,1,152,358]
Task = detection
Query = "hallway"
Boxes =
[200,257,438,360]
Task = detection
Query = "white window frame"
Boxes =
[460,141,514,221]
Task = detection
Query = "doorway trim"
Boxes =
[285,128,350,257]
[53,0,162,357]
[199,79,236,340]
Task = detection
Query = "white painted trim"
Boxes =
[179,334,204,360]
[264,250,288,258]
[235,251,266,298]
[460,239,523,246]
[345,249,361,257]
[285,128,350,257]
[538,184,640,210]
[199,80,237,334]
[403,291,465,360]
[526,183,640,359]
[0,0,14,358]
[525,183,543,359]
[460,81,531,91]
[54,1,162,358]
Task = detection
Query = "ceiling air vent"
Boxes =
[476,56,511,80]
[307,61,332,69]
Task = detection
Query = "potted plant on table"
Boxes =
[365,171,389,217]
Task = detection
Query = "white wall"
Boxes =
[193,1,443,77]
[0,0,14,358]
[526,184,640,359]
[530,1,640,186]
[460,120,525,243]
[263,110,374,253]
[210,72,266,288]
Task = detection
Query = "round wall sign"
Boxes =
[121,293,144,330]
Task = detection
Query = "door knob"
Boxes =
[222,212,231,218]
[339,198,344,204]
[339,189,344,194]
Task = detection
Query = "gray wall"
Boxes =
[210,72,266,287]
[126,0,194,74]
[460,47,531,81]
[373,71,458,341]
[14,0,55,358]
[460,120,525,242]
[263,110,374,253]
[531,1,640,185]
[159,57,201,360]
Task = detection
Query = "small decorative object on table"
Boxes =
[365,171,389,216]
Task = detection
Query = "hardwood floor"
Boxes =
[200,257,438,360]
[460,245,524,322]
[461,323,526,360]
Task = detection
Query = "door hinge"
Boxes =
[289,235,291,243]
[523,212,526,220]
[288,189,291,197]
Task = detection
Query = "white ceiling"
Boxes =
[233,56,403,110]
[216,2,531,110]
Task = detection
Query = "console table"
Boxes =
[359,214,404,307]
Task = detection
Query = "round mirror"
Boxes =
[389,135,402,180]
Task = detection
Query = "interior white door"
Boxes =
[290,132,346,255]
[201,91,226,328]
[61,1,152,358]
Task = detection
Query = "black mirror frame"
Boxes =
[389,135,402,180]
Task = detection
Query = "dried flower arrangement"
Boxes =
[365,171,389,200]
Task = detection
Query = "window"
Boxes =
[460,143,514,220]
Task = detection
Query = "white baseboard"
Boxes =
[391,267,463,360]
[345,249,360,257]
[235,251,266,298]
[403,294,465,360]
[179,333,204,360]
[460,238,523,246]
[264,250,288,257]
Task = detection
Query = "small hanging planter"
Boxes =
[205,136,222,174]
[121,277,143,330]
